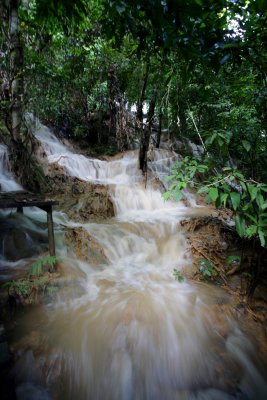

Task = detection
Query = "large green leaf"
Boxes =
[247,184,258,201]
[230,192,241,211]
[208,187,219,201]
[256,194,265,208]
[259,230,266,247]
[235,215,246,238]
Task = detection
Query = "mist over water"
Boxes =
[1,119,267,399]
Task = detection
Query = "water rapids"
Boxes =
[1,117,267,400]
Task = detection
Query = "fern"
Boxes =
[2,280,32,297]
[29,255,60,277]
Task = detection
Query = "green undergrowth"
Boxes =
[91,143,118,157]
[1,255,60,306]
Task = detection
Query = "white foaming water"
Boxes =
[4,119,267,399]
[0,144,22,191]
[27,113,141,185]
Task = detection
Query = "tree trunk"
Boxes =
[136,61,150,124]
[108,66,117,142]
[8,0,23,143]
[5,0,48,192]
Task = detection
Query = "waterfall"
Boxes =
[0,144,22,191]
[2,119,267,400]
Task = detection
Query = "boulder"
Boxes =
[64,226,108,265]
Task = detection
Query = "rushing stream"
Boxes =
[1,119,267,399]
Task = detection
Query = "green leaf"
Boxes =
[173,268,184,283]
[177,181,187,190]
[208,133,217,144]
[256,194,265,208]
[163,191,171,201]
[197,186,209,194]
[258,219,267,227]
[220,193,229,207]
[242,140,251,152]
[197,164,208,170]
[173,190,184,202]
[230,192,241,211]
[235,215,246,238]
[259,230,266,247]
[247,184,258,201]
[166,175,176,182]
[226,255,241,264]
[215,196,221,208]
[244,213,258,224]
[245,225,258,238]
[234,172,244,179]
[208,187,219,201]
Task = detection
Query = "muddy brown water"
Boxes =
[1,117,267,399]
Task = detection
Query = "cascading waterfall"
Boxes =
[0,144,22,192]
[2,119,267,399]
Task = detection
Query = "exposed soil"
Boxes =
[180,210,267,365]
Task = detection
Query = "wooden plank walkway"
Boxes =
[0,191,59,256]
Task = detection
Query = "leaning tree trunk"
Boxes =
[6,0,48,192]
[9,0,23,143]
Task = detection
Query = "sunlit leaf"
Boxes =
[163,191,171,200]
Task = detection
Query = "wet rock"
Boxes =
[0,342,11,365]
[64,226,108,265]
[46,162,65,178]
[0,216,47,261]
[48,178,114,221]
[1,228,42,261]
[16,383,51,400]
[11,331,49,358]
[0,321,11,365]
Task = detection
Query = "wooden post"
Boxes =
[47,205,56,256]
